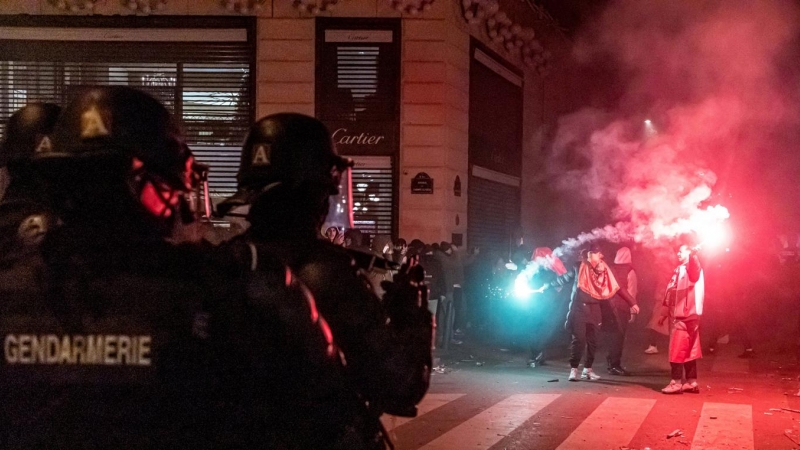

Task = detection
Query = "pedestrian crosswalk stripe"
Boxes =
[419,393,560,450]
[381,393,465,431]
[691,402,754,450]
[555,396,656,450]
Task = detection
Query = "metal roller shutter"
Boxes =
[468,40,523,256]
[0,16,255,204]
[468,173,520,256]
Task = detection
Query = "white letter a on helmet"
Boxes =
[35,136,52,154]
[252,144,271,166]
[80,106,109,139]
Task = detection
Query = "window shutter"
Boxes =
[350,156,394,238]
[468,40,523,254]
[0,17,255,202]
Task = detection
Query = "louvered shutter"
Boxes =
[0,16,255,203]
[468,171,521,257]
[349,156,394,237]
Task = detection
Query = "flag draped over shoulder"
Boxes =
[577,262,619,300]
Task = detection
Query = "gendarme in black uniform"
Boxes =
[217,114,433,446]
[0,104,61,292]
[1,87,362,449]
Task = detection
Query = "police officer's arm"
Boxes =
[298,251,431,415]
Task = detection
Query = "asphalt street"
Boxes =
[381,328,800,450]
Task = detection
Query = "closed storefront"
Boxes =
[468,166,521,254]
[0,15,256,207]
[468,41,523,255]
[316,18,400,241]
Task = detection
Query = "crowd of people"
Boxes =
[321,232,479,348]
[0,85,772,448]
[323,221,708,396]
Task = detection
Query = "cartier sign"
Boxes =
[332,128,385,146]
[326,121,395,156]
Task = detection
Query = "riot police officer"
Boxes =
[0,103,61,262]
[1,87,361,448]
[217,113,433,441]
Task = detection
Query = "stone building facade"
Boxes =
[0,0,583,254]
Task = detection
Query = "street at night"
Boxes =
[4,0,800,448]
[384,330,800,450]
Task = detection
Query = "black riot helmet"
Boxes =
[38,86,202,231]
[42,86,193,191]
[217,113,353,217]
[1,103,61,169]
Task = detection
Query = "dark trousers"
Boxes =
[452,286,464,330]
[603,307,629,368]
[530,301,556,360]
[569,322,598,368]
[670,360,698,381]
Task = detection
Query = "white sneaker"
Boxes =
[581,368,601,381]
[661,380,683,394]
[568,368,579,381]
[644,345,659,354]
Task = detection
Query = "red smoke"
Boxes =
[548,0,800,253]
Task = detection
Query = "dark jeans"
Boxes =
[569,322,598,368]
[530,301,557,360]
[670,360,698,381]
[452,286,464,330]
[603,307,629,368]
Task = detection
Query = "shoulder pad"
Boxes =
[0,200,56,259]
[16,212,51,247]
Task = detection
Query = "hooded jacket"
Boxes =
[664,254,704,320]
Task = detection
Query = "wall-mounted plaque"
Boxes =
[411,172,434,194]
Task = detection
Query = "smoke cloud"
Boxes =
[547,0,800,254]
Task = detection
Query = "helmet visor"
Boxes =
[184,162,211,220]
[323,166,353,232]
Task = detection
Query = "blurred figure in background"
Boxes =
[644,277,670,354]
[390,238,408,265]
[527,247,569,368]
[419,244,446,345]
[0,103,61,264]
[604,246,639,375]
[344,228,371,253]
